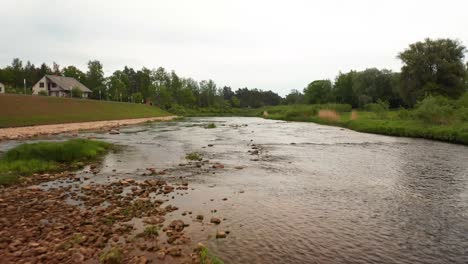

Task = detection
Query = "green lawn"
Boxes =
[0,94,170,128]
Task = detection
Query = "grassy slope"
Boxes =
[264,106,468,145]
[0,94,170,128]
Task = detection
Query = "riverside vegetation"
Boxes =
[0,139,113,185]
[262,93,468,144]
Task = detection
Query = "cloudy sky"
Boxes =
[1,0,467,95]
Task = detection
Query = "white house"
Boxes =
[32,75,92,98]
[0,82,5,93]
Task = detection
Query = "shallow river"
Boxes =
[3,117,468,263]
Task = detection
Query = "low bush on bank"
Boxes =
[0,139,113,185]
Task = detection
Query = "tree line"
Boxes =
[1,38,467,110]
[285,38,468,108]
[0,60,282,109]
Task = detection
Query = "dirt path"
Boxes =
[0,116,178,141]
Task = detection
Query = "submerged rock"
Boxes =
[210,217,221,224]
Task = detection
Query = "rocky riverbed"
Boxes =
[0,154,238,263]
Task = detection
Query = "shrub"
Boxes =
[71,87,83,98]
[414,96,455,124]
[396,108,412,120]
[38,90,48,96]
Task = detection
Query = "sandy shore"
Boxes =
[0,116,178,141]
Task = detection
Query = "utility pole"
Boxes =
[23,79,26,94]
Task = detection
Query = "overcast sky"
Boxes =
[1,0,467,95]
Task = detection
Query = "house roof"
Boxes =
[45,75,92,93]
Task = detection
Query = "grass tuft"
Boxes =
[199,246,224,264]
[186,152,202,161]
[99,247,123,264]
[205,123,217,129]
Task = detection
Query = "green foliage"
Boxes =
[85,60,105,99]
[131,92,143,103]
[99,247,123,264]
[284,89,305,105]
[230,96,241,107]
[334,71,358,107]
[364,100,390,118]
[263,98,468,145]
[399,38,467,106]
[71,87,83,98]
[205,123,216,129]
[0,139,112,185]
[304,80,333,104]
[413,96,456,124]
[141,225,159,238]
[263,104,351,121]
[38,90,48,96]
[62,65,86,83]
[186,152,201,161]
[353,69,401,108]
[4,139,112,162]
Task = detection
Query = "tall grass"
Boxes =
[0,139,113,185]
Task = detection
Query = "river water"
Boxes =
[2,117,468,263]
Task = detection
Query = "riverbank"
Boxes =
[0,94,171,128]
[0,116,178,141]
[261,99,468,145]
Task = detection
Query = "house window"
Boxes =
[51,82,57,88]
[39,82,44,88]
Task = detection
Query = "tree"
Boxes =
[334,71,357,107]
[352,68,400,107]
[85,60,105,99]
[231,96,240,107]
[398,38,467,106]
[52,62,62,75]
[304,80,333,104]
[284,89,304,104]
[63,66,86,83]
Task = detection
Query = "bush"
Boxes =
[414,96,455,124]
[364,100,390,119]
[38,90,48,96]
[396,108,412,120]
[71,87,83,98]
